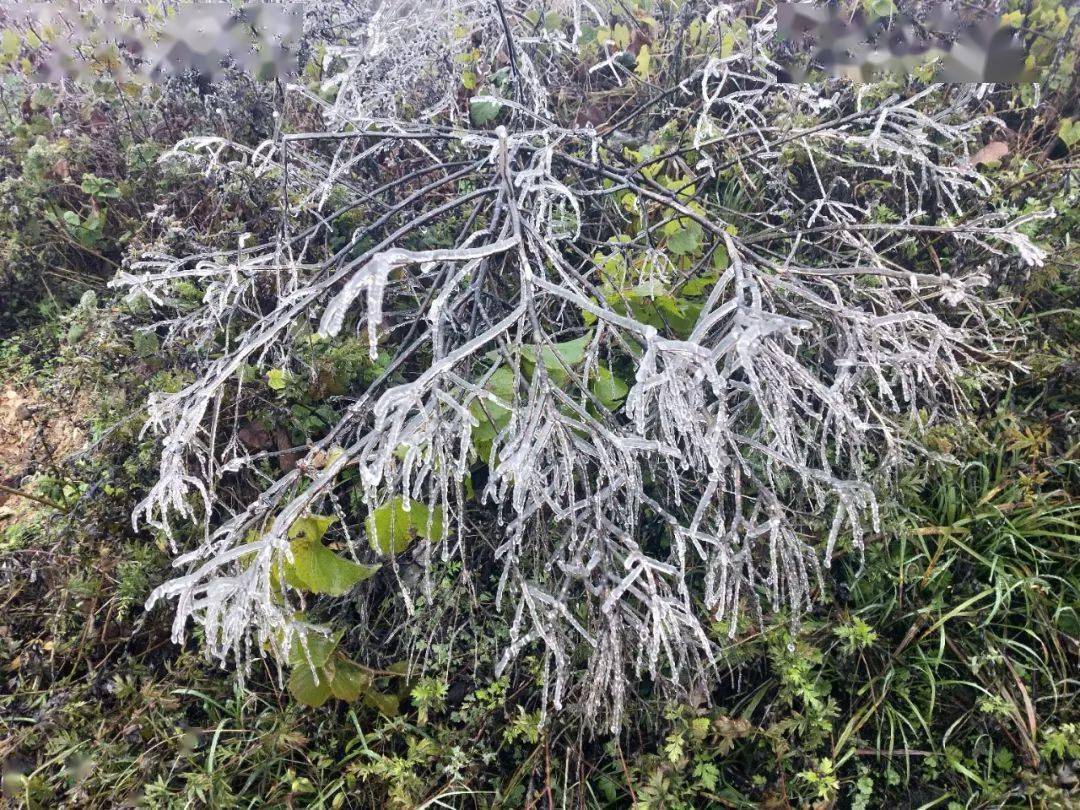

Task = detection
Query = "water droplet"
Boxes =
[786,642,795,653]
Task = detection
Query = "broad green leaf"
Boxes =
[366,498,447,556]
[1000,11,1023,28]
[362,689,400,717]
[521,334,592,385]
[0,30,19,65]
[286,629,340,669]
[288,661,333,708]
[610,292,700,339]
[132,331,159,357]
[667,224,701,256]
[540,335,590,370]
[469,367,516,460]
[654,296,701,338]
[631,279,667,298]
[328,657,372,701]
[1057,118,1080,148]
[863,0,896,17]
[635,45,651,80]
[591,366,629,411]
[290,515,335,545]
[721,32,736,58]
[482,365,517,401]
[470,98,502,126]
[612,23,630,49]
[681,272,719,297]
[286,516,379,596]
[267,368,291,390]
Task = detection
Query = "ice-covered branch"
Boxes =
[122,1,1029,730]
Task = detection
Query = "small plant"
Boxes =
[834,616,879,654]
[410,677,448,725]
[798,757,840,801]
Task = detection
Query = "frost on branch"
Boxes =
[116,2,1040,730]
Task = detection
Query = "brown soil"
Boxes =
[0,384,88,524]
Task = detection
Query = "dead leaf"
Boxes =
[49,158,71,180]
[274,426,301,473]
[237,422,272,451]
[973,140,1009,165]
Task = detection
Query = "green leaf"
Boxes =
[286,630,340,669]
[80,173,121,199]
[286,516,379,596]
[635,45,651,80]
[863,0,896,17]
[667,224,701,256]
[1057,118,1080,148]
[1000,10,1024,29]
[469,367,516,460]
[681,271,719,297]
[362,689,400,717]
[591,366,629,411]
[132,331,159,358]
[289,514,335,545]
[287,636,378,707]
[366,498,447,556]
[470,98,503,126]
[540,335,590,370]
[288,662,333,708]
[609,290,700,339]
[711,244,730,270]
[328,656,372,702]
[0,30,19,65]
[521,334,592,386]
[267,368,291,391]
[612,23,630,49]
[470,368,514,436]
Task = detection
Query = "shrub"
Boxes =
[111,1,1063,731]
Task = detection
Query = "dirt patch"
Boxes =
[0,384,88,524]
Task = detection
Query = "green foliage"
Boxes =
[266,368,292,391]
[798,757,839,801]
[365,498,446,556]
[862,0,897,18]
[285,631,401,713]
[1058,118,1080,148]
[284,515,379,596]
[469,98,503,126]
[834,616,879,654]
[0,50,279,334]
[409,677,448,724]
[469,366,516,460]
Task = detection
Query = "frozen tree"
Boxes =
[116,1,1046,729]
